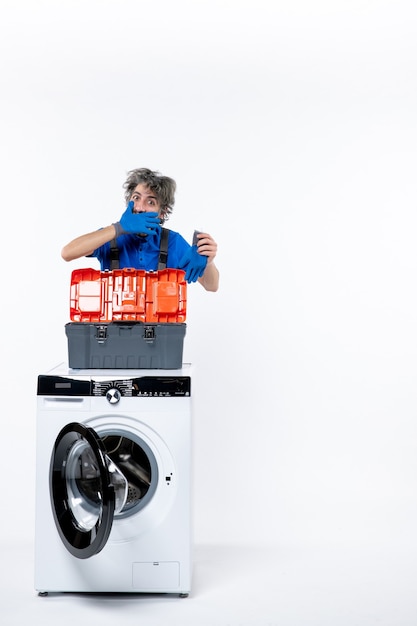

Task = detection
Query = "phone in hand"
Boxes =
[192,230,202,246]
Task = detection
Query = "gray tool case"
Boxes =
[65,322,186,369]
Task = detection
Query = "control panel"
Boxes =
[38,375,191,397]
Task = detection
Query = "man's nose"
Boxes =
[134,199,146,212]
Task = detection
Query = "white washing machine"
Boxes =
[34,362,193,597]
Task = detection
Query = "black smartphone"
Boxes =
[192,230,202,246]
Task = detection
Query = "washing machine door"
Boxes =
[50,422,122,559]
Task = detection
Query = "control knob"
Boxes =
[106,387,121,404]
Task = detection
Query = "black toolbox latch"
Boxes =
[143,326,155,342]
[95,325,108,343]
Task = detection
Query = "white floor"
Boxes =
[2,538,417,626]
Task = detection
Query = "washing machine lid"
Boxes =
[50,422,115,559]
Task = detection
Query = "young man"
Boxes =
[61,168,219,292]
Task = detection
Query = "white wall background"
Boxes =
[1,0,417,555]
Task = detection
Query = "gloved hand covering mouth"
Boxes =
[113,201,161,237]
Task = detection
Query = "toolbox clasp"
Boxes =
[95,325,108,343]
[143,326,155,342]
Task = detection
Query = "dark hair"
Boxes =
[123,168,176,224]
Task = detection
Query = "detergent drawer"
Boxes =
[65,322,186,369]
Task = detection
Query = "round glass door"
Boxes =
[50,422,120,559]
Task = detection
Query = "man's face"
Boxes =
[130,183,161,214]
